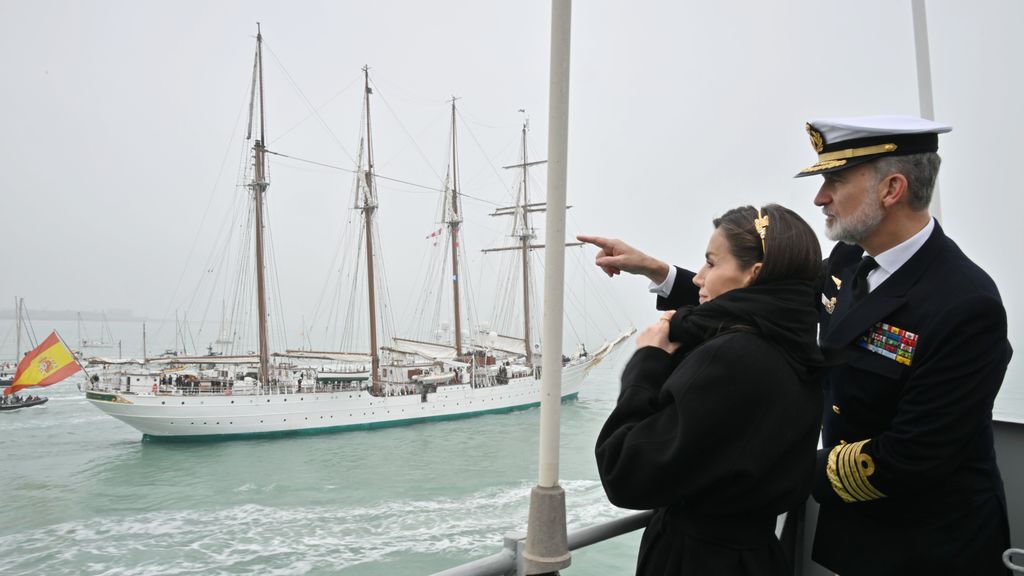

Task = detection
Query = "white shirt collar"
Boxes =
[865,218,935,292]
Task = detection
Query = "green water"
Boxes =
[0,355,642,575]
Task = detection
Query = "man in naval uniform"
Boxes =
[579,115,1012,575]
[796,116,1011,575]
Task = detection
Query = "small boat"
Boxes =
[0,396,49,411]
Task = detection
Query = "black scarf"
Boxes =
[667,280,824,380]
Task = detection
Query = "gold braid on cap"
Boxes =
[754,209,769,255]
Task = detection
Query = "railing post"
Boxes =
[522,0,573,574]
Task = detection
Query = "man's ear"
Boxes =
[879,173,909,208]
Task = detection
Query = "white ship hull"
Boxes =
[85,354,607,441]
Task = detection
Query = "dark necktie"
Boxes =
[851,255,879,303]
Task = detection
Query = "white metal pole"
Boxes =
[912,0,941,223]
[523,1,572,573]
[538,0,571,490]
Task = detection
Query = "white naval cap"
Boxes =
[795,115,952,177]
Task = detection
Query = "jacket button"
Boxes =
[832,404,841,414]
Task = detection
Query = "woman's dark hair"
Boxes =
[712,204,821,285]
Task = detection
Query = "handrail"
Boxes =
[567,510,653,551]
[430,511,652,576]
[1006,548,1024,573]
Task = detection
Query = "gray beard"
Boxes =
[825,198,885,245]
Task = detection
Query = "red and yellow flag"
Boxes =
[4,331,81,396]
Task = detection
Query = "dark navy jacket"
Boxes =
[811,223,1011,575]
[657,222,1011,575]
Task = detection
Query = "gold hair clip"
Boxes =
[754,209,769,255]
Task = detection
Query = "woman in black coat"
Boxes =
[595,204,824,575]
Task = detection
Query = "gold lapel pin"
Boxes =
[821,294,837,314]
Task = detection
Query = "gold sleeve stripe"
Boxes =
[826,445,857,503]
[840,441,882,501]
[826,439,886,503]
[848,440,886,500]
[837,444,870,501]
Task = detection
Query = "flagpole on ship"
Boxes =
[56,330,92,392]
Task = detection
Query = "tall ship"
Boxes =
[84,27,632,440]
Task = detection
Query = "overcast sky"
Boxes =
[1,1,1021,408]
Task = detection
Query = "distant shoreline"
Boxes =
[0,309,145,322]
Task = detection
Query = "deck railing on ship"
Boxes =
[431,511,652,576]
[432,418,1024,576]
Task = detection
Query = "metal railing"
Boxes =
[433,414,1023,576]
[431,511,653,576]
[1006,548,1024,573]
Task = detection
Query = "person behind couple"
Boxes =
[595,204,824,576]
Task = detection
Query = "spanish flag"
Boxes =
[3,331,81,396]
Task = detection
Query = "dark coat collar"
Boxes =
[822,221,947,349]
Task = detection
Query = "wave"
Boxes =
[0,479,627,575]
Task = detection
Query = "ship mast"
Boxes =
[517,122,534,367]
[446,98,464,356]
[15,297,22,361]
[251,24,271,388]
[485,119,580,367]
[487,120,543,367]
[360,66,381,395]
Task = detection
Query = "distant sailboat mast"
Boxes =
[446,98,464,356]
[15,297,22,360]
[360,66,382,396]
[518,121,535,368]
[251,24,272,388]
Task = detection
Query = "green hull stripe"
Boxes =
[140,392,580,443]
[86,391,120,403]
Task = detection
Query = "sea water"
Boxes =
[2,318,1022,575]
[0,349,642,575]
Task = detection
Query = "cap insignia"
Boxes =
[806,123,825,152]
